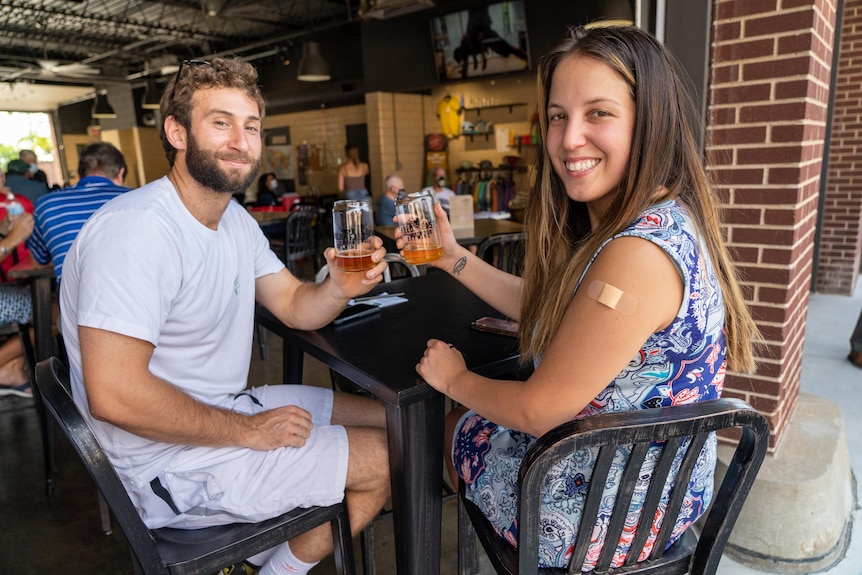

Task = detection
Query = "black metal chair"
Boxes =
[34,357,357,575]
[476,232,525,276]
[284,209,318,280]
[457,398,770,575]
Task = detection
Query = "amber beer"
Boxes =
[395,189,444,265]
[335,249,374,272]
[332,199,374,272]
[402,243,444,265]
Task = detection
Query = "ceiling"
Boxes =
[0,0,398,110]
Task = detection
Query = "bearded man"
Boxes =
[59,57,391,575]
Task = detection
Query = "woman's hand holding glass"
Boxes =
[395,201,465,271]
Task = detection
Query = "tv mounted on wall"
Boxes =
[431,1,530,82]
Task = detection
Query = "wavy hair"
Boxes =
[159,57,266,167]
[519,26,758,373]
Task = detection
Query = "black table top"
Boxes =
[256,271,521,405]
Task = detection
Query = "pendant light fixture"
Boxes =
[585,0,635,28]
[297,41,331,82]
[91,89,117,119]
[142,79,162,110]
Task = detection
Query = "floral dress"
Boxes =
[453,200,726,570]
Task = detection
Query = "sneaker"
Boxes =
[219,561,259,575]
[0,383,31,398]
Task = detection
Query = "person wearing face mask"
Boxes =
[4,159,48,204]
[19,150,48,186]
[421,166,455,211]
[255,172,287,207]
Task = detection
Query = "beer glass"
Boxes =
[332,199,374,272]
[395,189,444,265]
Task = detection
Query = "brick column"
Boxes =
[707,0,835,448]
[818,0,862,295]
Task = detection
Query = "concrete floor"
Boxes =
[0,278,859,575]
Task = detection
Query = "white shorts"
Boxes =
[135,384,349,529]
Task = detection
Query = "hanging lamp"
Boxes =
[91,90,117,119]
[297,41,331,82]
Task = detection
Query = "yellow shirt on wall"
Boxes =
[436,95,461,138]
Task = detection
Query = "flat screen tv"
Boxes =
[431,1,530,81]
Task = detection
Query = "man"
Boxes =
[60,57,391,575]
[19,149,48,186]
[421,166,455,211]
[374,173,403,226]
[27,142,131,282]
[4,159,48,204]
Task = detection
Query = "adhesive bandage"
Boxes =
[587,280,637,315]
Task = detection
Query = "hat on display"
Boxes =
[6,160,29,175]
[461,160,474,170]
[479,159,494,169]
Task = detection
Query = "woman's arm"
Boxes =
[401,202,523,319]
[417,236,684,437]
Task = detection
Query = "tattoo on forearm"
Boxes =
[453,256,467,275]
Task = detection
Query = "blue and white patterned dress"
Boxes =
[453,199,726,570]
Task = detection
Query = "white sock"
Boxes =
[246,547,276,569]
[258,542,319,575]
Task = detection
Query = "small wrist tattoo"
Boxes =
[453,256,467,275]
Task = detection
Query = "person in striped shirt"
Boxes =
[27,142,131,282]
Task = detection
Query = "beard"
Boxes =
[185,131,260,194]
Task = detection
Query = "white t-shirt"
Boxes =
[60,176,285,485]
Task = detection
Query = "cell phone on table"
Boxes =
[470,317,519,337]
[332,303,381,326]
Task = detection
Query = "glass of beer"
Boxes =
[395,189,444,265]
[332,199,375,272]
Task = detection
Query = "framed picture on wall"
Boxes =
[264,128,295,181]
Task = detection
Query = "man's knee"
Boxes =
[345,427,390,489]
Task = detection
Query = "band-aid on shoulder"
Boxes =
[587,280,637,315]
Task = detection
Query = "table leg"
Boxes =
[385,394,445,575]
[282,341,304,383]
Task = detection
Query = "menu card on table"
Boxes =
[448,195,475,234]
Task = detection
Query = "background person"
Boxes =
[27,142,131,283]
[374,173,403,226]
[19,149,48,186]
[421,166,455,211]
[402,26,759,571]
[337,144,369,200]
[255,172,287,207]
[4,159,48,204]
[60,57,391,575]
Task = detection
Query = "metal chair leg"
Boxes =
[98,492,113,535]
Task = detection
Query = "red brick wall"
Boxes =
[818,0,862,294]
[708,0,836,447]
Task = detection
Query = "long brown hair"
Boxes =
[519,26,758,373]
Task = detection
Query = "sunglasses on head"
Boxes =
[168,59,211,106]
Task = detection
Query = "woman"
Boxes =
[405,26,759,569]
[337,145,369,200]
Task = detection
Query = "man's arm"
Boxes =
[80,326,314,450]
[255,242,388,331]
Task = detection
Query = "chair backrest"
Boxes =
[315,253,420,284]
[527,398,768,574]
[284,210,318,275]
[462,398,769,575]
[33,357,167,571]
[382,252,420,282]
[476,232,525,276]
[34,357,358,575]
